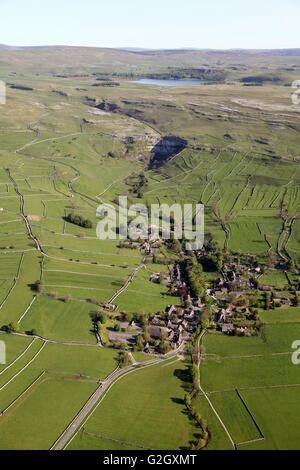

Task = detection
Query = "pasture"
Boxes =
[70,359,197,450]
[19,296,98,343]
[0,377,97,450]
[200,303,300,449]
[237,387,300,450]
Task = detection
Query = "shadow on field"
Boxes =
[150,136,187,169]
[170,361,193,412]
[111,280,124,287]
[173,365,192,393]
[170,359,200,450]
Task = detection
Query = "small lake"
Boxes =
[128,78,211,87]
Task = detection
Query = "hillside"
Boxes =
[1,45,300,75]
[0,45,300,451]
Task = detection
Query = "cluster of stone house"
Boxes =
[149,272,170,284]
[214,262,263,292]
[274,296,292,306]
[103,303,117,311]
[213,308,235,334]
[213,304,254,335]
[144,298,203,352]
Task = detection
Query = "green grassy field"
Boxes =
[200,303,300,449]
[69,360,197,450]
[237,387,300,450]
[0,333,32,372]
[68,432,142,450]
[204,323,300,356]
[260,306,300,324]
[116,290,181,315]
[20,296,98,343]
[132,351,158,363]
[206,390,261,444]
[0,337,118,421]
[0,377,97,450]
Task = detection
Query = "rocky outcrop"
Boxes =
[51,89,69,97]
[95,100,121,112]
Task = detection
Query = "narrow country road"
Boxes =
[107,261,145,304]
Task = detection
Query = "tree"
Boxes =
[199,308,210,330]
[286,259,294,270]
[184,393,191,408]
[135,334,144,351]
[140,312,148,328]
[263,292,271,310]
[118,351,131,368]
[143,328,151,344]
[32,280,43,293]
[114,323,121,332]
[96,321,102,334]
[199,418,207,432]
[185,255,206,298]
[158,340,170,354]
[202,251,223,272]
[98,312,108,324]
[66,212,93,229]
[190,363,200,391]
[124,312,133,323]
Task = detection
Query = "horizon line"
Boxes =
[1,44,300,51]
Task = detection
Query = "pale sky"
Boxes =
[1,0,299,49]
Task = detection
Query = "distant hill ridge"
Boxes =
[1,44,300,54]
[0,45,299,73]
